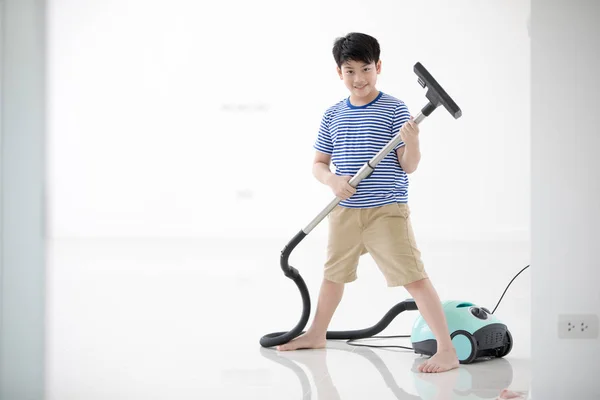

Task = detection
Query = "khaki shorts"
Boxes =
[324,203,428,287]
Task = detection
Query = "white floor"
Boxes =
[46,236,531,399]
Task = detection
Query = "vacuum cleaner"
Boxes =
[410,300,513,364]
[260,62,516,364]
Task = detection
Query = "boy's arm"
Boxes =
[395,117,421,174]
[313,151,335,185]
[396,143,421,174]
[313,151,356,199]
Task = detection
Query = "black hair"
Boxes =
[332,32,380,68]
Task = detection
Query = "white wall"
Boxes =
[0,0,46,398]
[531,1,600,398]
[47,0,530,241]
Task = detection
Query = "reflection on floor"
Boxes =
[47,237,530,399]
[261,340,528,399]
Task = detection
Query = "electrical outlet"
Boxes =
[558,314,599,339]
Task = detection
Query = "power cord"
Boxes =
[346,264,530,350]
[490,264,530,314]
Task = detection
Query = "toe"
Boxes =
[277,344,290,351]
[501,391,525,399]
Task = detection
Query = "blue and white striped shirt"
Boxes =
[314,91,411,208]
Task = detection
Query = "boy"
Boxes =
[277,32,459,374]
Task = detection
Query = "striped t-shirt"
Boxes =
[314,91,411,208]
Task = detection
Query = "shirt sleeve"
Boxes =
[313,110,333,154]
[392,102,411,150]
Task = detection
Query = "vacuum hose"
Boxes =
[259,230,311,347]
[259,229,418,348]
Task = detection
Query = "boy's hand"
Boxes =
[326,175,356,200]
[400,116,419,146]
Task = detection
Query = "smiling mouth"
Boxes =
[354,85,367,89]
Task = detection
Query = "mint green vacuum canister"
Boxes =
[411,300,513,364]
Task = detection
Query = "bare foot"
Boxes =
[276,333,326,351]
[418,348,460,373]
[497,389,528,399]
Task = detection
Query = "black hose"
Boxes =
[260,229,418,348]
[260,230,311,348]
[325,299,417,340]
[259,274,311,347]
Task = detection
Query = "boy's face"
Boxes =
[337,59,381,100]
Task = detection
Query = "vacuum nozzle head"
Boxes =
[414,62,462,119]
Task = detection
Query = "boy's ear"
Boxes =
[337,67,343,79]
[376,60,382,74]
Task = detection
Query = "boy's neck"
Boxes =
[348,89,381,107]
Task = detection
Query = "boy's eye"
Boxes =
[364,68,371,71]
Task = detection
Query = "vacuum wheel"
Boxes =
[451,330,478,364]
[496,330,513,358]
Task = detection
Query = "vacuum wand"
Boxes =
[302,112,423,234]
[303,62,461,235]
